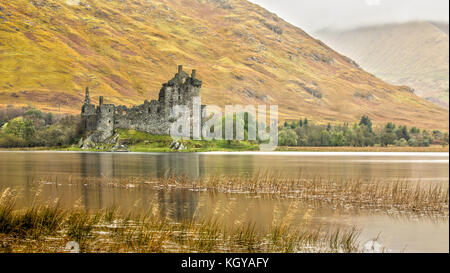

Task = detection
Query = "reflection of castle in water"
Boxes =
[78,153,204,179]
[78,153,206,220]
[75,153,258,220]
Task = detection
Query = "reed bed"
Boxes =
[0,188,361,253]
[31,173,449,215]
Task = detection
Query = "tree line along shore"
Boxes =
[0,106,448,152]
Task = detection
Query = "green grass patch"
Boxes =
[104,129,259,152]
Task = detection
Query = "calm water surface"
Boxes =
[0,151,448,253]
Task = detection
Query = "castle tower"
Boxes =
[81,87,97,131]
[84,87,91,105]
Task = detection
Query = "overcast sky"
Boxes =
[249,0,449,32]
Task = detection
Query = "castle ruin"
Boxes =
[81,65,202,143]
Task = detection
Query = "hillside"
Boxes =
[316,22,449,109]
[431,22,449,35]
[0,0,448,130]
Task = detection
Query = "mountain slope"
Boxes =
[316,22,449,109]
[431,22,449,35]
[0,0,448,130]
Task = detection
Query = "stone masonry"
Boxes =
[81,65,202,143]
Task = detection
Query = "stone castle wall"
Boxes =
[81,65,202,142]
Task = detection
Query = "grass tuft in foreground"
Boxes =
[0,188,361,253]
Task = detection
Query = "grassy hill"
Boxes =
[316,22,449,110]
[0,0,448,130]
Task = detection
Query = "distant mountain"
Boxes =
[316,21,449,109]
[0,1,448,130]
[431,22,449,35]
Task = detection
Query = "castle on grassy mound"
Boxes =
[81,65,202,142]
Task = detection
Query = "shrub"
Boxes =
[395,138,408,147]
[279,129,298,146]
[408,138,418,147]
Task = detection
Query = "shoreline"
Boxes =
[0,146,448,153]
[275,146,449,153]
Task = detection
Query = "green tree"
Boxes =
[408,138,418,147]
[3,118,35,141]
[44,112,55,125]
[396,126,410,141]
[443,133,449,146]
[385,122,396,132]
[320,130,331,146]
[395,138,408,147]
[410,127,420,135]
[279,129,298,146]
[330,131,347,146]
[380,131,396,146]
[359,115,373,133]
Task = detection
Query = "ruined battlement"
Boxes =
[81,66,202,142]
